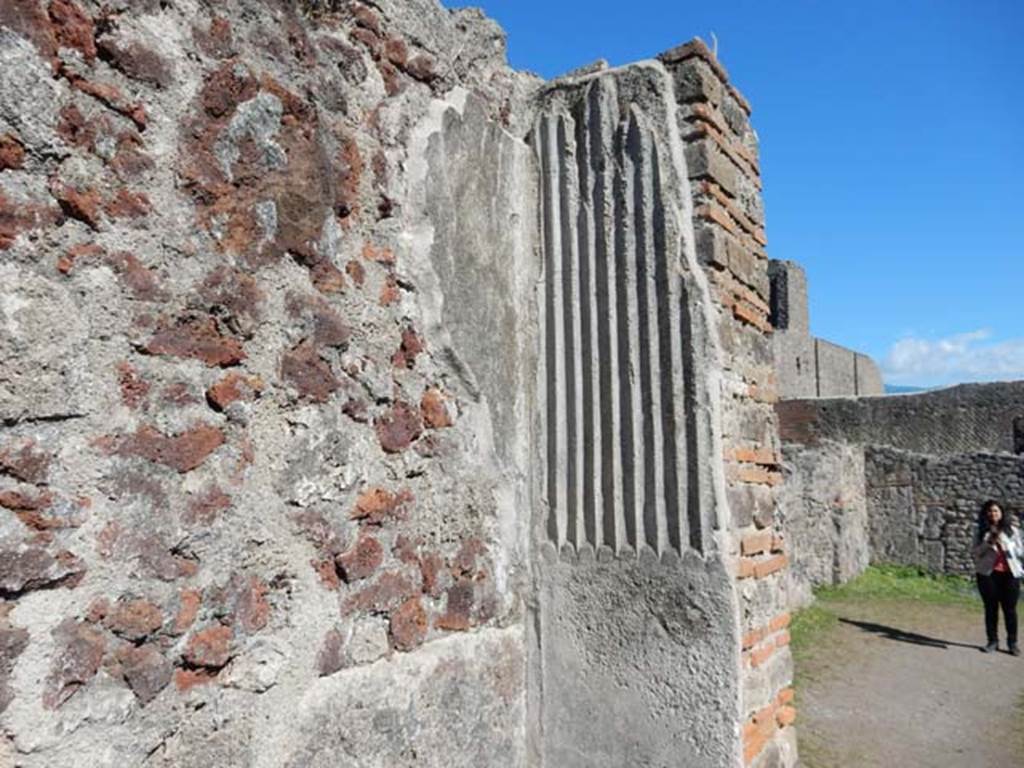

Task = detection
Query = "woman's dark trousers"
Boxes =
[977,571,1021,645]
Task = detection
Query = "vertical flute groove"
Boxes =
[574,95,600,549]
[557,115,583,549]
[540,116,567,547]
[652,145,684,554]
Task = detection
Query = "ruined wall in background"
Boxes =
[866,447,1024,575]
[777,382,1024,455]
[768,260,883,399]
[661,42,798,768]
[0,1,538,765]
[777,382,1024,593]
[777,441,868,607]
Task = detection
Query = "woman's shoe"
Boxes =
[983,641,998,653]
[1010,644,1021,657]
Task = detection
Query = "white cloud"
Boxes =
[882,329,1024,386]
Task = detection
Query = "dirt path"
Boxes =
[796,599,1024,768]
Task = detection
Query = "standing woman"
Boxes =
[972,500,1024,655]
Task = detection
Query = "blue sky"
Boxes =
[445,0,1024,387]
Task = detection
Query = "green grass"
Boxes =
[814,564,976,606]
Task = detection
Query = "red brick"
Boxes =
[389,597,428,651]
[198,266,264,335]
[117,644,172,704]
[96,35,173,88]
[740,530,773,556]
[391,327,423,372]
[769,613,791,633]
[731,446,778,466]
[346,259,365,286]
[0,134,25,171]
[184,624,233,668]
[49,0,96,62]
[362,241,395,265]
[172,589,202,635]
[375,402,423,453]
[379,274,400,306]
[199,61,258,118]
[420,551,445,598]
[753,554,789,579]
[343,571,419,615]
[775,705,797,727]
[776,687,795,706]
[145,316,245,367]
[311,260,347,294]
[174,667,215,691]
[106,251,165,301]
[103,598,163,641]
[405,54,436,83]
[44,619,105,709]
[435,580,475,631]
[383,37,408,67]
[748,642,777,668]
[193,16,235,59]
[741,627,764,651]
[733,465,782,486]
[281,342,340,403]
[231,575,270,634]
[116,361,150,409]
[336,534,384,583]
[775,630,791,648]
[51,182,103,230]
[57,242,104,275]
[0,438,51,485]
[114,423,224,473]
[736,557,756,579]
[421,388,453,429]
[206,372,263,411]
[103,189,152,219]
[351,487,412,525]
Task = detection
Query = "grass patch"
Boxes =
[814,564,976,606]
[790,603,838,656]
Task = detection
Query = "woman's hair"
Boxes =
[979,499,1014,534]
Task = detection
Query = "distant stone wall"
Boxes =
[778,381,1024,595]
[778,441,868,606]
[769,261,883,399]
[865,447,1024,575]
[777,382,1024,455]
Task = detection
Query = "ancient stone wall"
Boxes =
[769,260,883,399]
[778,382,1024,455]
[0,1,538,765]
[865,447,1024,575]
[778,440,868,607]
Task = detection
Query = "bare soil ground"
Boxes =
[796,599,1024,768]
